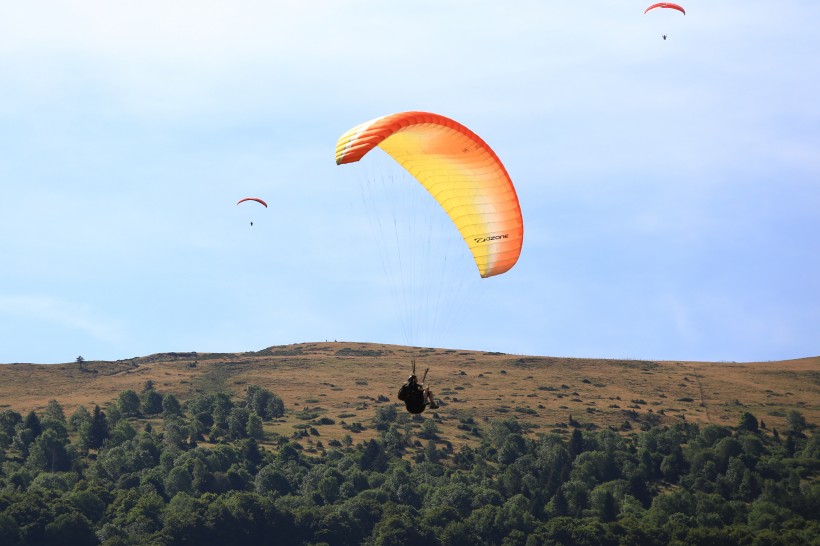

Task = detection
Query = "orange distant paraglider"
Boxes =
[236,197,267,207]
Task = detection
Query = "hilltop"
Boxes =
[1,342,818,448]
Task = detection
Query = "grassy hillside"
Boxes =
[1,342,818,449]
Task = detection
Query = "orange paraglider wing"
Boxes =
[336,111,523,278]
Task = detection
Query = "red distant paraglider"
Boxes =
[236,197,267,207]
[237,197,267,226]
[645,3,685,40]
[644,3,685,15]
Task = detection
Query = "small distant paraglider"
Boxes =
[645,3,685,40]
[237,197,267,226]
[644,2,685,15]
[237,197,267,207]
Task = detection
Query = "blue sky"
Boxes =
[2,1,818,364]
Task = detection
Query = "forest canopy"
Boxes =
[0,384,818,546]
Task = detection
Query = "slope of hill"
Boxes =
[2,342,818,447]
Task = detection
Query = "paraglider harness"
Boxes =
[398,360,430,414]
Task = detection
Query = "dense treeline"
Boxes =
[0,382,818,546]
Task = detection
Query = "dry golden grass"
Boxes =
[1,342,818,449]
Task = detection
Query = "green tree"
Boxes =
[373,404,398,431]
[360,439,388,472]
[784,434,796,457]
[725,456,747,497]
[696,424,732,448]
[738,412,759,433]
[12,427,35,458]
[747,499,795,531]
[266,395,285,419]
[372,512,435,546]
[318,475,341,505]
[106,404,123,426]
[163,393,183,417]
[68,406,91,432]
[0,409,22,437]
[424,439,439,463]
[228,407,251,439]
[116,491,166,538]
[190,459,215,494]
[84,405,109,450]
[738,469,760,501]
[802,435,820,459]
[562,480,589,518]
[440,520,480,546]
[247,413,264,440]
[420,419,439,440]
[494,494,534,537]
[255,464,292,496]
[546,488,569,517]
[647,488,696,526]
[163,418,191,450]
[211,392,234,429]
[3,487,56,544]
[44,400,66,424]
[109,420,137,446]
[141,389,164,415]
[0,512,20,545]
[569,428,585,458]
[660,449,686,482]
[162,493,210,544]
[24,411,42,438]
[165,466,194,497]
[245,385,285,419]
[786,410,807,435]
[117,389,142,417]
[26,428,73,472]
[44,512,97,546]
[66,489,107,523]
[186,393,215,426]
[594,490,618,522]
[714,437,743,472]
[498,434,528,465]
[39,413,69,441]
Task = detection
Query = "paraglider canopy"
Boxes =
[236,197,268,207]
[644,3,685,15]
[335,111,523,279]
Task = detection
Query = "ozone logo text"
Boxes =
[474,234,509,244]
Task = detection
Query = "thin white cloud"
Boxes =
[0,294,125,344]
